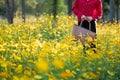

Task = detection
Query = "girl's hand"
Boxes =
[86,16,93,22]
[81,15,86,21]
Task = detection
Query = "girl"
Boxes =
[72,0,102,53]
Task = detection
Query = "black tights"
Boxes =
[78,20,96,33]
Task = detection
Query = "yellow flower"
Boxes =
[34,75,42,79]
[88,72,99,79]
[98,67,102,71]
[85,36,93,42]
[65,69,71,73]
[36,34,42,38]
[47,73,57,80]
[83,72,99,79]
[24,70,31,76]
[16,64,22,73]
[82,73,89,79]
[35,59,49,72]
[32,70,37,75]
[1,61,7,68]
[107,70,115,76]
[0,72,10,78]
[60,70,74,79]
[20,75,34,80]
[77,78,82,80]
[70,36,76,40]
[13,76,19,80]
[0,48,5,52]
[21,50,28,58]
[12,54,21,61]
[0,44,5,51]
[28,60,34,63]
[53,59,64,69]
[114,40,120,46]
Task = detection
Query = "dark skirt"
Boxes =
[78,20,96,33]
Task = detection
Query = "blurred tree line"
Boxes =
[0,0,119,24]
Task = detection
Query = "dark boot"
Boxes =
[90,42,97,53]
[83,45,89,54]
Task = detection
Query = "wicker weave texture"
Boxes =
[72,24,97,44]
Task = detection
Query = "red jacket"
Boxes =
[72,0,102,21]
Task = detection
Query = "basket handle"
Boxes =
[80,21,91,30]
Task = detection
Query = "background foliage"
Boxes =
[0,0,119,16]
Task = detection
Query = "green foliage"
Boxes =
[0,0,5,16]
[57,0,67,14]
[0,0,67,16]
[0,0,119,18]
[34,0,67,16]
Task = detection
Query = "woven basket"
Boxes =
[72,23,97,45]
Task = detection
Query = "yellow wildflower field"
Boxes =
[0,15,120,80]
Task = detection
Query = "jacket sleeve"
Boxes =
[92,0,102,20]
[72,0,82,18]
